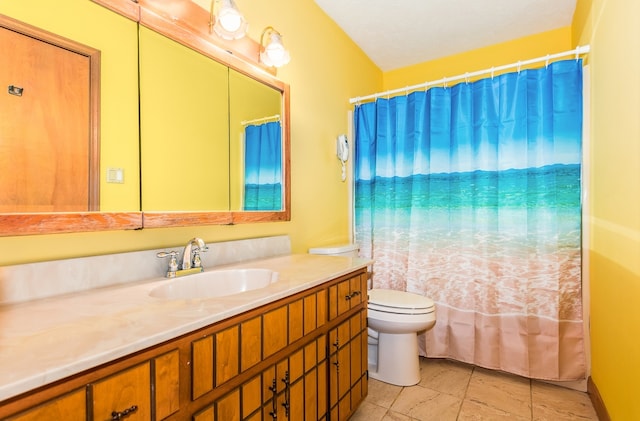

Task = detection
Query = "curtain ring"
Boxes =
[465,72,470,84]
[443,77,448,89]
[517,61,522,73]
[575,47,580,61]
[545,54,550,68]
[491,67,495,79]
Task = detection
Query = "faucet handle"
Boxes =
[156,251,179,278]
[192,249,202,268]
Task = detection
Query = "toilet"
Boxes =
[367,289,436,386]
[308,243,361,257]
[308,243,437,387]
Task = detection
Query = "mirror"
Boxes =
[138,0,290,227]
[0,0,290,236]
[229,68,283,211]
[0,5,142,235]
[139,25,231,212]
[139,27,284,213]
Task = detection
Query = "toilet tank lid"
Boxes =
[308,243,359,255]
[368,289,434,309]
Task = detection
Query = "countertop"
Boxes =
[0,253,371,402]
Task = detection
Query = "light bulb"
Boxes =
[261,32,291,68]
[218,9,242,32]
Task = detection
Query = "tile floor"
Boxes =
[350,358,599,421]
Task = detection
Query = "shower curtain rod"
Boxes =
[349,45,590,104]
[241,114,280,126]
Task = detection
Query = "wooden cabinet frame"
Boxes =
[1,269,369,421]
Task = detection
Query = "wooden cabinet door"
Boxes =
[154,350,180,419]
[328,309,368,421]
[215,389,241,421]
[7,389,86,421]
[216,325,240,386]
[192,335,215,400]
[241,316,262,372]
[241,374,263,419]
[0,24,94,212]
[303,335,328,421]
[91,363,151,421]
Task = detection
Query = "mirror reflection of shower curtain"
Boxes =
[243,121,282,210]
[354,60,585,381]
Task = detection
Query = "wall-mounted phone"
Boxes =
[336,134,349,181]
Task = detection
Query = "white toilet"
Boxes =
[308,243,437,386]
[367,288,436,386]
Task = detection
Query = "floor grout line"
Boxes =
[352,358,598,421]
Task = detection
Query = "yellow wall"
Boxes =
[0,0,140,213]
[574,0,640,418]
[0,0,381,265]
[4,1,640,417]
[139,26,230,211]
[383,27,572,91]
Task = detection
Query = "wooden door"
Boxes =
[0,23,94,212]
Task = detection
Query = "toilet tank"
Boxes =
[308,243,359,257]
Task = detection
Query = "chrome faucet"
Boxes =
[181,237,208,270]
[156,237,208,278]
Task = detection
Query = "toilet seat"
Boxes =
[368,289,435,315]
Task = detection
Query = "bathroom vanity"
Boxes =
[0,252,370,420]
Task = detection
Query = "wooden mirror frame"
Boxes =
[1,0,290,236]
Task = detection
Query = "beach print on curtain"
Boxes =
[243,120,282,210]
[354,59,585,380]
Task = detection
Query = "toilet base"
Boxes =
[368,331,421,386]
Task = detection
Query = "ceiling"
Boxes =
[314,0,577,71]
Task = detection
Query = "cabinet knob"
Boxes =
[111,405,138,420]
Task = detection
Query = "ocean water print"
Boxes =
[355,164,582,319]
[244,183,282,210]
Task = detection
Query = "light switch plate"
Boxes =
[106,167,124,183]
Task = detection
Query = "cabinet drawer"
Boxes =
[8,389,86,421]
[91,362,151,421]
[329,270,367,320]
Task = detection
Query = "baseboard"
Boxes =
[543,377,587,392]
[588,376,611,421]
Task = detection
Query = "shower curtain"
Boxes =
[243,121,282,211]
[354,59,585,380]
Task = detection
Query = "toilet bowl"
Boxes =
[367,288,436,386]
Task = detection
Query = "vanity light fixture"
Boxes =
[209,0,248,40]
[259,26,291,68]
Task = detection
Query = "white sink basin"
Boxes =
[149,268,279,300]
